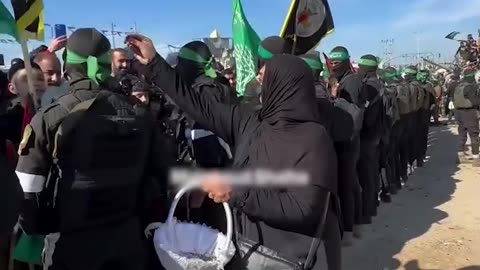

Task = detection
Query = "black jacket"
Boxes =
[15,77,170,234]
[0,97,25,147]
[0,154,23,237]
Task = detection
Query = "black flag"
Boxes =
[11,0,44,41]
[280,0,334,55]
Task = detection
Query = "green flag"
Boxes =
[232,0,261,96]
[0,1,18,40]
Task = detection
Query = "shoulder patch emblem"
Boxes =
[18,125,33,156]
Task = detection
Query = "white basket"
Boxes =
[145,183,235,270]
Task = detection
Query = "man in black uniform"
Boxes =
[454,68,480,166]
[300,53,334,135]
[381,67,404,192]
[416,70,435,166]
[15,28,170,270]
[328,47,365,244]
[356,55,385,223]
[402,66,421,173]
[445,75,459,122]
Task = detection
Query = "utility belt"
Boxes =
[38,166,138,234]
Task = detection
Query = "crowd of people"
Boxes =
[457,33,480,68]
[0,27,479,270]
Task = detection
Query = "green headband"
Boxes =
[383,72,399,81]
[416,72,429,82]
[302,57,323,70]
[258,45,274,60]
[404,68,417,75]
[358,58,378,67]
[66,50,112,85]
[328,51,350,61]
[464,72,475,78]
[178,47,217,78]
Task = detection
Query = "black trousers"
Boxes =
[358,135,381,225]
[398,116,410,180]
[456,109,480,155]
[408,112,418,165]
[334,136,362,232]
[387,122,404,189]
[44,218,147,270]
[418,109,430,162]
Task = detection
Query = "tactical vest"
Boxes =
[397,83,411,115]
[422,83,433,110]
[43,90,153,233]
[453,82,474,109]
[410,81,424,111]
[384,84,401,126]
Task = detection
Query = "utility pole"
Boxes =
[414,31,421,65]
[381,38,394,67]
[111,23,116,48]
[133,22,138,33]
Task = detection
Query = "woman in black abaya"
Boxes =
[127,35,341,270]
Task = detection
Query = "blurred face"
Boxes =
[111,51,129,76]
[8,68,47,108]
[256,65,266,85]
[225,73,236,88]
[131,91,149,105]
[36,55,62,86]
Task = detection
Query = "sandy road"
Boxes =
[318,124,480,270]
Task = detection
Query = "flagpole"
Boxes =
[291,34,297,55]
[19,36,35,101]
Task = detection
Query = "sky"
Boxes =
[1,0,480,67]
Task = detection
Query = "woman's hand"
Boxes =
[125,34,157,65]
[201,173,232,203]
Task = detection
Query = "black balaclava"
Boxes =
[463,68,476,83]
[328,46,352,80]
[382,67,399,84]
[300,53,323,82]
[176,41,216,86]
[357,54,378,79]
[403,65,418,82]
[257,36,292,68]
[64,28,112,88]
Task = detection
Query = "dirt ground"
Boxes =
[320,124,480,270]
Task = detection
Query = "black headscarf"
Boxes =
[176,41,215,85]
[248,55,337,193]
